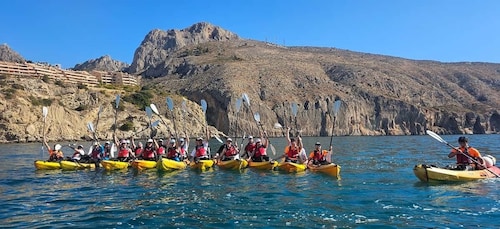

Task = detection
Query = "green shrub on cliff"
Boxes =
[29,96,53,106]
[123,86,153,109]
[119,121,134,131]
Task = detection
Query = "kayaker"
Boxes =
[165,138,181,161]
[179,135,189,160]
[219,138,240,162]
[157,138,166,156]
[307,142,331,166]
[277,127,303,163]
[68,144,85,162]
[90,142,104,167]
[103,141,112,159]
[249,137,270,162]
[139,138,157,161]
[116,139,133,162]
[243,136,256,159]
[448,136,483,170]
[131,138,143,158]
[190,127,210,162]
[43,137,64,162]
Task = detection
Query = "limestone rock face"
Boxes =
[0,44,25,63]
[72,55,129,72]
[128,22,239,77]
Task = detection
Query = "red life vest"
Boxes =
[142,147,155,159]
[253,146,267,157]
[157,146,165,155]
[195,146,207,158]
[457,153,472,164]
[166,147,178,159]
[91,147,101,159]
[134,147,142,157]
[245,143,256,153]
[287,146,299,159]
[180,147,187,158]
[224,145,237,157]
[312,150,326,161]
[118,148,129,158]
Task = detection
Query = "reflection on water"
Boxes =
[1,135,500,228]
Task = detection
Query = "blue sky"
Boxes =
[1,0,499,68]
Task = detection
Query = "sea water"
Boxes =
[1,135,500,228]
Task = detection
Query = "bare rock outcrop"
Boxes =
[128,22,239,77]
[72,55,129,72]
[0,44,25,63]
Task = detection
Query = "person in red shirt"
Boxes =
[448,136,483,170]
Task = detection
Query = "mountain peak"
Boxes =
[0,44,25,63]
[128,22,239,75]
[72,55,129,72]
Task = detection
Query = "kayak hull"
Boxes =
[308,163,341,177]
[413,164,500,182]
[217,160,248,170]
[248,161,278,170]
[60,160,96,170]
[34,160,61,170]
[101,160,129,171]
[190,160,215,171]
[131,160,157,170]
[277,162,306,173]
[158,158,188,172]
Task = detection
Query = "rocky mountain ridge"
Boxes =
[0,44,25,63]
[72,55,129,72]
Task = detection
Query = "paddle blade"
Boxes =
[242,93,250,107]
[115,95,120,109]
[274,122,283,129]
[235,98,243,112]
[214,135,223,143]
[270,144,277,156]
[145,106,153,119]
[181,100,187,112]
[151,120,160,128]
[42,106,48,119]
[253,112,261,122]
[149,104,159,115]
[333,100,342,116]
[200,99,207,113]
[426,130,447,144]
[291,102,298,117]
[166,97,174,111]
[87,122,95,132]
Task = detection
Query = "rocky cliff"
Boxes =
[72,55,129,72]
[128,22,240,77]
[0,44,25,63]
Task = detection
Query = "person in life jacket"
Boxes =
[165,138,181,161]
[90,142,104,167]
[68,144,85,162]
[307,142,331,166]
[218,138,240,162]
[243,136,256,159]
[179,135,189,161]
[448,136,483,170]
[190,127,210,162]
[115,138,133,162]
[43,137,64,162]
[156,139,166,156]
[139,138,158,161]
[130,138,143,158]
[278,127,304,163]
[103,141,112,159]
[249,137,271,162]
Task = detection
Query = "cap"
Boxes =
[147,139,154,143]
[77,145,84,149]
[255,138,262,143]
[290,138,296,142]
[105,141,111,145]
[227,138,233,142]
[93,142,99,146]
[179,138,185,142]
[121,140,127,144]
[196,137,203,141]
[458,136,468,143]
[248,136,253,139]
[315,142,321,145]
[54,144,62,151]
[126,140,130,144]
[170,139,176,144]
[159,139,164,142]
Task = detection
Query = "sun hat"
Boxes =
[147,139,154,143]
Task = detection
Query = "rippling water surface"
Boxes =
[1,135,500,228]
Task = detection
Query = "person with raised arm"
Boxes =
[43,136,64,162]
[190,126,210,162]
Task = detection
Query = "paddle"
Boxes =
[328,100,342,162]
[291,102,298,136]
[145,106,154,138]
[150,103,169,132]
[166,97,179,139]
[40,106,48,159]
[92,105,103,141]
[242,93,261,133]
[181,99,187,135]
[113,95,120,137]
[426,130,500,178]
[234,98,243,146]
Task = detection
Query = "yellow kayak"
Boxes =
[414,164,500,182]
[131,160,157,170]
[276,162,307,173]
[248,161,278,170]
[60,160,96,170]
[157,157,188,172]
[308,163,341,177]
[34,160,61,170]
[217,160,248,170]
[190,159,215,171]
[101,160,129,171]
